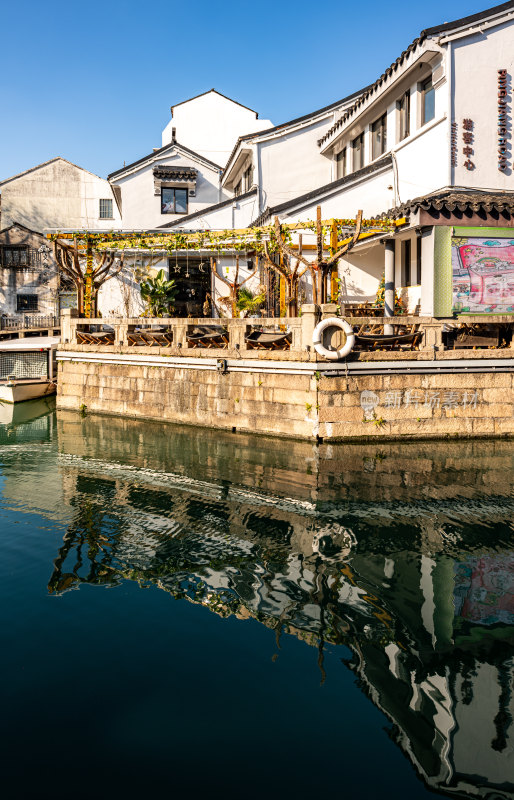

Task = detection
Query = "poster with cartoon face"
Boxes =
[452,236,514,313]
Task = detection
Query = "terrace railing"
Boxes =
[0,315,59,331]
[60,307,514,359]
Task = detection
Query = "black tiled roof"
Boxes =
[108,141,222,180]
[318,1,514,148]
[153,166,198,180]
[378,189,514,219]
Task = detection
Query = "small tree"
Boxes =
[211,256,258,317]
[236,286,266,316]
[53,237,125,317]
[140,269,178,316]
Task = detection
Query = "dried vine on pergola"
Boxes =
[53,238,125,317]
[261,234,309,317]
[268,207,363,307]
[210,255,258,317]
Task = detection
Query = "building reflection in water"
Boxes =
[43,411,514,799]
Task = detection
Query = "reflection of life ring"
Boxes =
[312,317,355,360]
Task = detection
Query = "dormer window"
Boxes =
[153,165,197,210]
[161,187,188,214]
[397,91,410,141]
[352,133,364,170]
[371,113,387,160]
[421,77,435,125]
[243,165,253,192]
[336,148,347,179]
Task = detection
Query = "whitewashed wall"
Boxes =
[161,91,272,165]
[257,117,335,210]
[112,151,223,230]
[169,190,260,231]
[452,20,514,188]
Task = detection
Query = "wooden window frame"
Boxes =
[352,133,364,171]
[1,246,30,267]
[335,147,347,179]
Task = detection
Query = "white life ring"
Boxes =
[312,317,355,360]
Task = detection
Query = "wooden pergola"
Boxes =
[47,208,403,317]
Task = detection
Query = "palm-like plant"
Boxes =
[236,286,266,316]
[140,269,178,316]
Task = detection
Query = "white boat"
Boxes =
[0,336,59,403]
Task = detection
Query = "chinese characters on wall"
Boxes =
[462,118,474,171]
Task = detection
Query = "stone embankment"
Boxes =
[57,308,514,442]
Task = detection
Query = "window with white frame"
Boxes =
[371,113,387,160]
[352,133,364,171]
[421,77,435,125]
[335,148,347,179]
[99,198,113,219]
[397,91,410,141]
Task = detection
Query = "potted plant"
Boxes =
[140,269,178,316]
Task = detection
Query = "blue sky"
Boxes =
[0,0,497,181]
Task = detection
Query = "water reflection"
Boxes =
[3,408,514,799]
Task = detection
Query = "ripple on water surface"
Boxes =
[1,405,513,800]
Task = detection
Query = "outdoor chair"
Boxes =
[187,325,229,348]
[354,323,422,351]
[452,324,500,349]
[244,329,291,350]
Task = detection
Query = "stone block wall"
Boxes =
[317,372,514,440]
[58,358,514,441]
[58,360,320,439]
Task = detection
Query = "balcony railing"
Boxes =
[0,315,59,331]
[60,307,514,360]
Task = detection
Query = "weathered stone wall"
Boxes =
[317,372,514,440]
[58,360,320,439]
[58,356,514,441]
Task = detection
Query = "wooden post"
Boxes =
[316,206,324,303]
[330,220,338,304]
[84,238,94,318]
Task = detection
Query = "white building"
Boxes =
[168,2,514,319]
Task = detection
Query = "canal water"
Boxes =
[1,399,514,800]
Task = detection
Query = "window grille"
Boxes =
[17,294,38,312]
[99,198,113,218]
[0,351,48,380]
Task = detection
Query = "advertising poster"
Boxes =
[452,234,514,313]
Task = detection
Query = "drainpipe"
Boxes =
[384,239,395,335]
